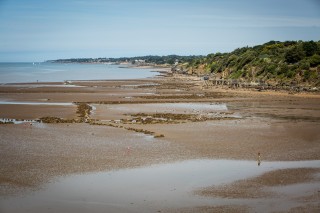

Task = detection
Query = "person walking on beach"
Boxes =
[257,152,261,166]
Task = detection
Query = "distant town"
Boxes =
[47,55,201,66]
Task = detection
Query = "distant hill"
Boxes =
[176,40,320,87]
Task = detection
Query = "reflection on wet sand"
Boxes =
[0,159,319,213]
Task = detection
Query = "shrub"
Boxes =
[209,62,218,72]
[286,70,295,78]
[285,46,305,63]
[309,54,320,67]
[265,64,277,75]
[302,41,318,56]
[277,64,289,75]
[230,70,243,79]
[299,60,310,70]
[304,70,311,79]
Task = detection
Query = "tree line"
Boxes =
[50,55,202,65]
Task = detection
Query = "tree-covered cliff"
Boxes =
[180,40,320,87]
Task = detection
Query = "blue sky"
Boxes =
[0,0,319,62]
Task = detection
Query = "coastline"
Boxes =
[0,71,319,212]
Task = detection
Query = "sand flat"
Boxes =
[0,74,320,212]
[0,104,77,120]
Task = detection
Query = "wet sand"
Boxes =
[0,104,76,120]
[0,73,320,212]
[2,159,319,213]
[198,167,320,198]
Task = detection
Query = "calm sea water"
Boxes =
[0,62,156,83]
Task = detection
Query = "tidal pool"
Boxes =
[0,101,73,106]
[1,160,319,213]
[94,103,228,116]
[0,118,38,124]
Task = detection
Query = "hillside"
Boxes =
[175,40,320,87]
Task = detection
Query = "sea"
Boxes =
[0,62,157,84]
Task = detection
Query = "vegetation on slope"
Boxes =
[180,40,320,86]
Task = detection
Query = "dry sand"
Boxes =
[0,73,320,212]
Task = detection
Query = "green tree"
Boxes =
[309,54,320,67]
[285,46,305,63]
[265,64,277,75]
[302,41,318,56]
[283,41,297,47]
[304,70,311,80]
[277,64,289,76]
[299,60,310,70]
[237,50,256,69]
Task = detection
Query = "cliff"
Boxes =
[175,40,320,88]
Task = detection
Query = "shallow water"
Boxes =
[0,118,38,124]
[104,103,228,115]
[159,103,228,111]
[0,62,156,83]
[0,101,73,106]
[1,84,86,88]
[1,159,319,213]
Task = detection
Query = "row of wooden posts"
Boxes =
[202,79,316,92]
[203,79,264,88]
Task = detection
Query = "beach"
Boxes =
[0,71,320,212]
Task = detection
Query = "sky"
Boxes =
[0,0,319,62]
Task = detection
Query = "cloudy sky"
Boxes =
[0,0,319,62]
